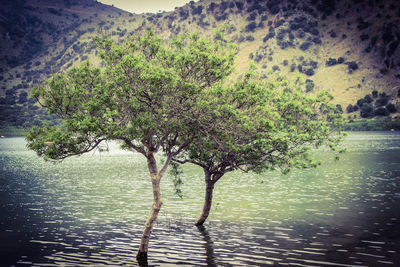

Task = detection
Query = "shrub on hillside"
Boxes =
[275,20,285,27]
[304,68,315,76]
[305,79,314,92]
[316,0,336,16]
[289,20,301,30]
[279,41,291,49]
[329,30,337,38]
[245,21,257,32]
[346,104,355,113]
[246,35,255,41]
[263,29,275,42]
[191,5,203,15]
[309,60,318,69]
[360,34,369,41]
[247,2,264,13]
[297,30,306,38]
[235,1,244,11]
[220,1,229,12]
[276,29,286,40]
[326,58,337,66]
[266,0,280,14]
[386,103,397,113]
[357,98,366,107]
[247,12,257,21]
[18,92,28,104]
[272,65,280,71]
[374,107,389,116]
[215,13,228,21]
[357,18,371,30]
[313,37,322,44]
[347,61,359,72]
[364,94,373,103]
[297,64,303,72]
[376,97,389,107]
[336,104,343,114]
[208,2,216,12]
[300,42,312,51]
[5,95,16,105]
[360,103,374,118]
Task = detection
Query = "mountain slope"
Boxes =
[1,0,400,129]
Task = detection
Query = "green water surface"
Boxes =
[0,132,399,266]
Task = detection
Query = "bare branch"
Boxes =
[159,154,172,178]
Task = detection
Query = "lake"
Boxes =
[0,132,399,266]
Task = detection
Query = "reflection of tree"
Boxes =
[197,225,216,267]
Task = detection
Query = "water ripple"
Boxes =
[1,133,400,266]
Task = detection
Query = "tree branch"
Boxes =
[54,138,106,160]
[122,138,147,155]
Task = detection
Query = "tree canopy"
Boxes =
[26,31,237,265]
[27,31,236,161]
[25,30,344,264]
[172,70,345,225]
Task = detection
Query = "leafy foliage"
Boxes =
[168,161,184,198]
[173,70,345,179]
[25,31,239,261]
[26,31,237,161]
[350,90,395,118]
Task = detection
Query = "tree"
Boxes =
[173,72,345,226]
[386,103,397,113]
[25,31,236,265]
[360,102,374,118]
[346,104,354,113]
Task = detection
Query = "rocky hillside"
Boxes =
[1,0,400,129]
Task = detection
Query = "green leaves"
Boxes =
[26,30,344,188]
[168,161,184,199]
[26,31,238,162]
[177,72,345,177]
[25,124,103,161]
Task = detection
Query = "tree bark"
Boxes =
[195,169,215,226]
[136,153,163,266]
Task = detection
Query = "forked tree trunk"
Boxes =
[195,169,215,226]
[136,153,163,266]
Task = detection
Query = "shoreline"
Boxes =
[1,119,400,137]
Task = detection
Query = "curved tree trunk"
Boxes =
[195,169,215,226]
[136,153,163,266]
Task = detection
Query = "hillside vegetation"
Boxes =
[1,0,400,130]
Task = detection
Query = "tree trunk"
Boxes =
[195,169,215,226]
[136,153,163,266]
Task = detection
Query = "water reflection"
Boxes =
[197,225,216,267]
[0,132,399,266]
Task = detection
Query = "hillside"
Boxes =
[1,0,400,130]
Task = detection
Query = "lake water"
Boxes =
[0,132,399,266]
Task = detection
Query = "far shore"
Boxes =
[1,119,400,138]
